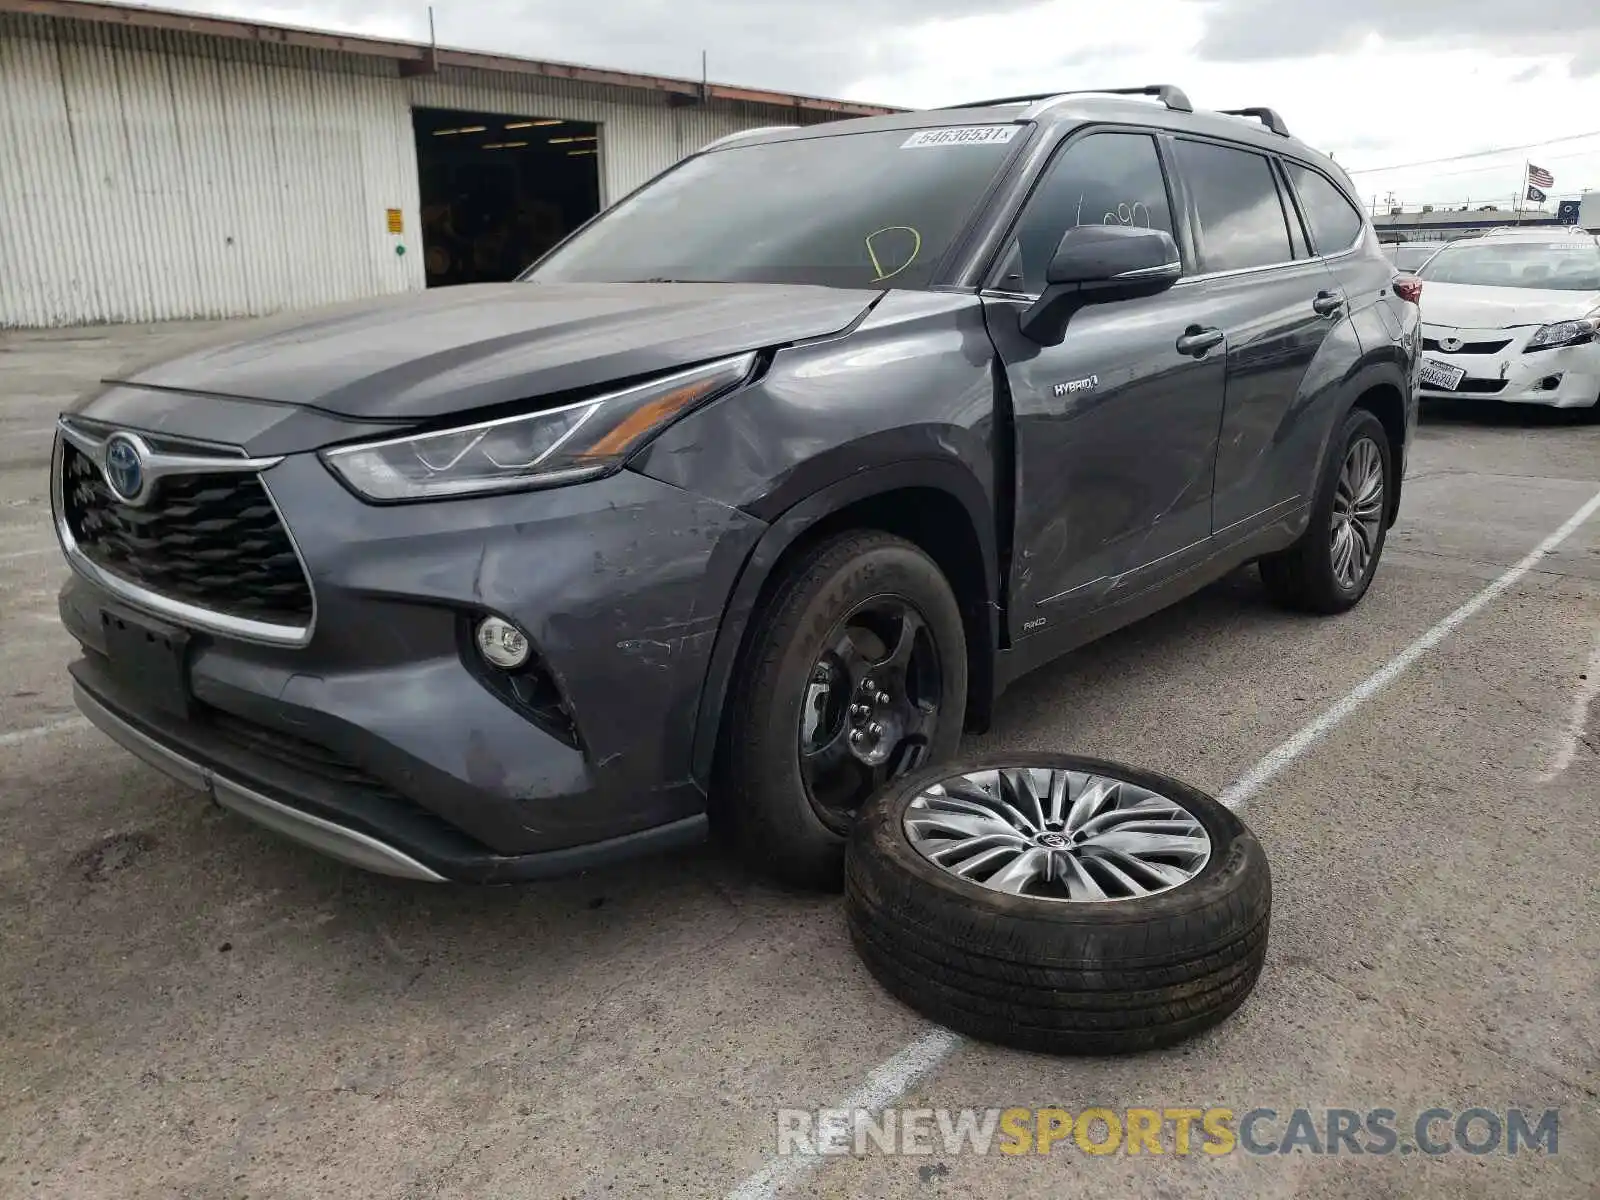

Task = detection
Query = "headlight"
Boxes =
[321,352,756,501]
[1525,316,1599,352]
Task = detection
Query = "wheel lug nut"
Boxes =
[851,704,870,720]
[849,730,865,746]
[868,722,884,738]
[876,691,891,706]
[862,678,876,693]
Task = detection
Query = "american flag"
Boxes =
[1528,164,1555,189]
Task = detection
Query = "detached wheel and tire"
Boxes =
[845,754,1270,1055]
[1260,406,1392,613]
[722,531,968,890]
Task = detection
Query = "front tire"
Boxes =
[1260,407,1392,613]
[721,531,968,890]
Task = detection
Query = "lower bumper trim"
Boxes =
[72,678,713,883]
[73,682,447,882]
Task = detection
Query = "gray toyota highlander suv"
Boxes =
[54,85,1420,887]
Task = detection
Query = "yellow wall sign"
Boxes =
[385,208,403,234]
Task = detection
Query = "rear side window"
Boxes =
[1173,140,1293,273]
[999,131,1176,294]
[1285,162,1366,255]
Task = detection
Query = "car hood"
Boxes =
[103,282,881,421]
[1421,281,1600,331]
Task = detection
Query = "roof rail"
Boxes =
[940,84,1193,117]
[1219,107,1291,137]
[697,125,800,153]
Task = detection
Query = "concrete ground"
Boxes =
[2,321,1598,1200]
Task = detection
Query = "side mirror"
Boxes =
[1020,225,1183,346]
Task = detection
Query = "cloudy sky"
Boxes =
[145,0,1600,213]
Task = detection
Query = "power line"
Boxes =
[1345,129,1600,175]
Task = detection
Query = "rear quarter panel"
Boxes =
[1329,238,1422,490]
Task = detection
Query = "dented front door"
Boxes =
[982,288,1227,630]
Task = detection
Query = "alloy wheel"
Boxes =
[1330,435,1385,589]
[901,766,1211,901]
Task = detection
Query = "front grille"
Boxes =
[1423,337,1512,355]
[1449,378,1508,395]
[61,442,313,627]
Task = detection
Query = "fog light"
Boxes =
[475,616,531,670]
[1539,375,1562,391]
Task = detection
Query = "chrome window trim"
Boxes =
[980,249,1328,302]
[53,420,317,648]
[1173,256,1324,286]
[1113,260,1183,280]
[979,251,1318,300]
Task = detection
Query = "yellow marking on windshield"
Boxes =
[865,226,923,282]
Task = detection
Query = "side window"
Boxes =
[1172,140,1293,274]
[1000,132,1176,294]
[1285,162,1366,256]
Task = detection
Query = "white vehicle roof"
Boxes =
[1474,226,1598,243]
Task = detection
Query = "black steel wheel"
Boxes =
[721,531,967,890]
[799,596,945,835]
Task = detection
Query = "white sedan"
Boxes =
[1412,231,1600,410]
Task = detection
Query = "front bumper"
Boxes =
[58,436,767,883]
[1419,324,1600,408]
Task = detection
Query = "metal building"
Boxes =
[0,0,896,328]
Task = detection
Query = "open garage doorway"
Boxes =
[412,107,601,287]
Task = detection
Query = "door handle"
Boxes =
[1176,325,1224,357]
[1312,290,1345,317]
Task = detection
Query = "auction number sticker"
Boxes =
[901,125,1020,149]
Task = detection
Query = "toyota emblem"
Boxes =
[103,434,147,503]
[1440,336,1463,352]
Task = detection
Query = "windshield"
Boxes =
[1416,239,1600,290]
[525,126,1023,289]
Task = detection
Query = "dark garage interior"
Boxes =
[412,107,602,287]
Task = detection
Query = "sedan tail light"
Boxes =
[1393,275,1423,304]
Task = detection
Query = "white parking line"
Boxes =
[725,485,1600,1200]
[1220,486,1600,808]
[1536,635,1600,784]
[726,1030,962,1200]
[0,715,89,747]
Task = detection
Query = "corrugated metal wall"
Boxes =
[0,13,823,328]
[400,71,829,209]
